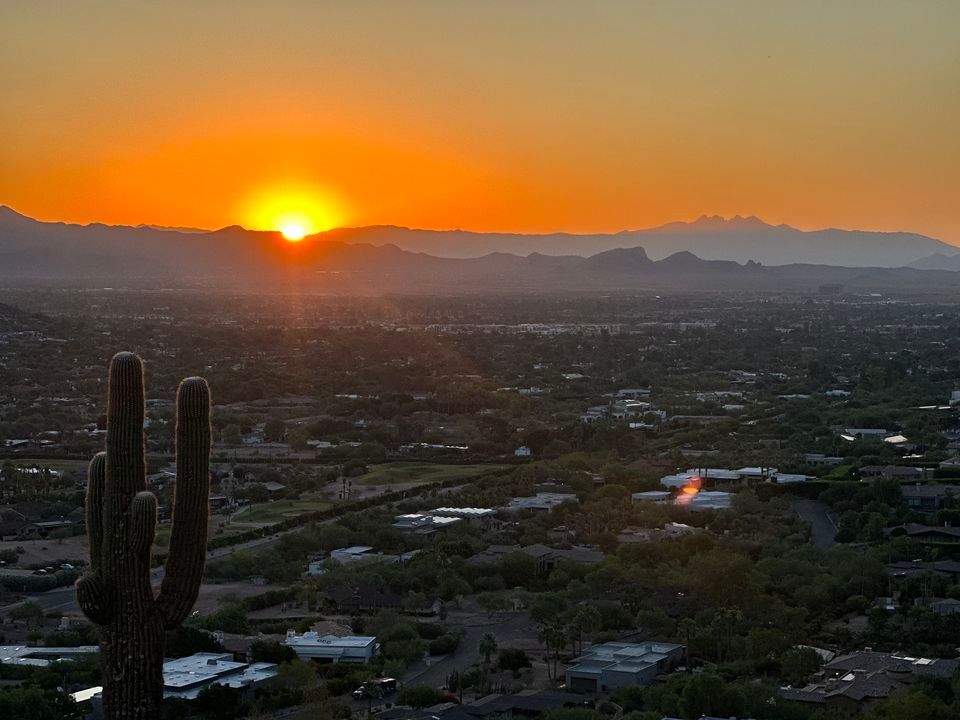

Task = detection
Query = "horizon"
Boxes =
[3,204,958,247]
[2,1,958,244]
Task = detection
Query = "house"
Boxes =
[466,543,604,572]
[616,388,651,400]
[927,598,960,616]
[900,484,957,511]
[886,523,960,543]
[73,652,279,709]
[432,506,497,522]
[842,428,889,440]
[679,490,734,512]
[803,453,844,467]
[392,513,462,534]
[501,492,578,512]
[0,507,29,539]
[781,651,959,714]
[734,467,779,482]
[283,630,379,663]
[860,466,924,481]
[514,446,532,457]
[565,641,686,693]
[0,645,99,666]
[771,473,808,484]
[631,490,672,504]
[329,546,419,565]
[885,559,960,580]
[330,546,378,563]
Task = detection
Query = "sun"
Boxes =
[280,223,307,241]
[240,184,347,241]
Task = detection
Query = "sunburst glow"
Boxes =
[280,223,307,241]
[241,184,347,240]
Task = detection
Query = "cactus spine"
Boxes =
[76,352,211,720]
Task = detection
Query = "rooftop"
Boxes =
[284,631,377,648]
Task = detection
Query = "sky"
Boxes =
[1,1,958,243]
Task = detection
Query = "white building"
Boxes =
[0,645,98,666]
[431,507,497,524]
[565,641,685,692]
[392,513,462,533]
[72,653,279,706]
[680,490,734,512]
[514,446,532,457]
[284,631,379,663]
[771,473,808,484]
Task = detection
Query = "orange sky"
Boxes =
[1,1,958,243]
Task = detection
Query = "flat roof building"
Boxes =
[284,630,379,663]
[392,513,462,533]
[72,652,279,705]
[565,641,685,693]
[631,490,672,504]
[501,492,578,512]
[0,645,98,666]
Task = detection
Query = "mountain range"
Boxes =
[320,215,959,268]
[2,206,959,294]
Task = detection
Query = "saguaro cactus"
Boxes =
[76,352,211,719]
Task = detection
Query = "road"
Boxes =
[1,480,483,619]
[403,611,533,689]
[792,497,837,549]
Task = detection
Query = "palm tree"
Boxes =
[571,605,602,655]
[538,622,567,681]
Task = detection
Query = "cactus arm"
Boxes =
[157,377,211,628]
[103,352,147,586]
[105,352,146,496]
[86,452,106,573]
[130,491,158,556]
[76,573,112,626]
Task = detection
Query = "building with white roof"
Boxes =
[432,506,497,520]
[284,630,379,663]
[501,492,578,512]
[0,645,98,666]
[392,513,463,533]
[71,653,278,707]
[679,490,735,512]
[565,641,685,692]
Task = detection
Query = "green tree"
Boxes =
[479,633,498,665]
[221,424,242,446]
[195,684,245,720]
[287,426,310,452]
[10,600,45,628]
[497,648,532,672]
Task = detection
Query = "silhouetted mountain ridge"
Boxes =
[2,206,959,293]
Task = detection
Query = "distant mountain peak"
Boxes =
[689,214,775,229]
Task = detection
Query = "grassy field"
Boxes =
[230,496,333,525]
[353,462,508,486]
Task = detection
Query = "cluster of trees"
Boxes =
[0,653,100,720]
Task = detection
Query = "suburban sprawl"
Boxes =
[2,289,960,719]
